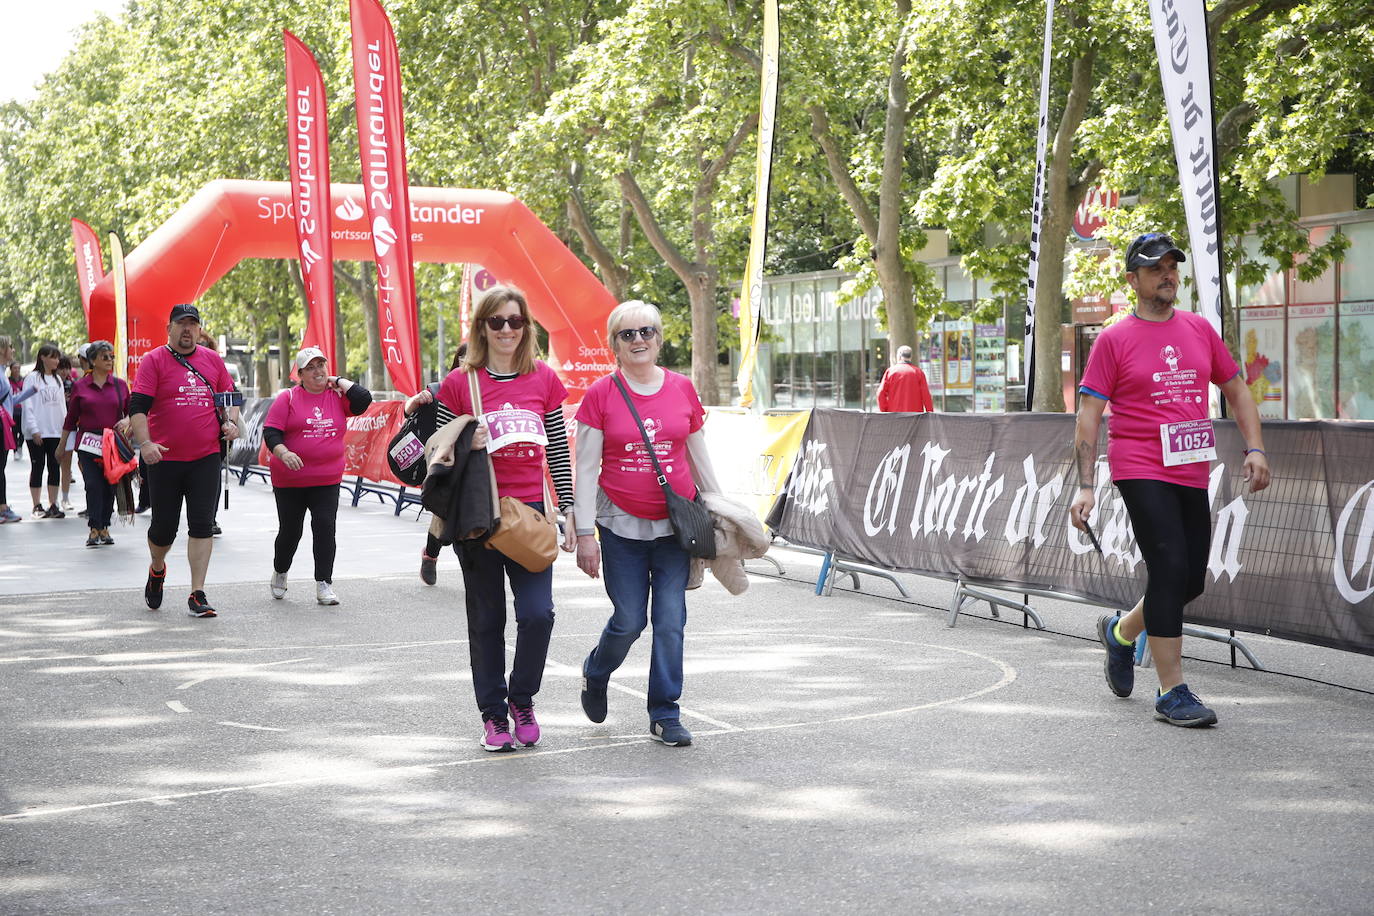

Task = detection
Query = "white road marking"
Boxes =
[217,721,287,732]
[166,701,190,714]
[174,656,313,691]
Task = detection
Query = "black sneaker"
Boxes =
[420,552,438,586]
[211,524,222,537]
[85,533,100,548]
[1096,614,1135,698]
[45,505,65,519]
[100,533,114,546]
[187,590,218,618]
[78,509,89,519]
[650,718,693,747]
[580,654,607,723]
[144,566,166,610]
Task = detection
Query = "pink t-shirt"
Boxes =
[438,361,567,502]
[576,370,705,520]
[132,345,234,462]
[1079,310,1240,487]
[265,386,351,487]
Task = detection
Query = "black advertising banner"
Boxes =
[769,410,1374,657]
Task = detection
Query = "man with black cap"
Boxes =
[1068,232,1270,727]
[128,304,241,618]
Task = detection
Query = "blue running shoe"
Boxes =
[580,654,607,723]
[1154,683,1218,727]
[650,718,692,747]
[1096,614,1135,698]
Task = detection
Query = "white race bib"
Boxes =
[1160,418,1217,467]
[77,431,104,456]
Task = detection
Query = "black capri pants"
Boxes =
[272,484,341,583]
[146,453,221,545]
[1115,478,1211,639]
[27,436,60,489]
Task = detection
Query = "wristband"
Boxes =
[1078,485,1093,490]
[1243,448,1265,457]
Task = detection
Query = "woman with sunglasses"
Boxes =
[573,300,721,748]
[436,285,575,752]
[58,341,130,546]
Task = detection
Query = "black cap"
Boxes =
[1125,233,1187,271]
[169,303,201,323]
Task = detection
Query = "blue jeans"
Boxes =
[584,525,690,722]
[457,502,555,720]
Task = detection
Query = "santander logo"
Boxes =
[372,215,398,257]
[300,239,323,270]
[336,197,365,221]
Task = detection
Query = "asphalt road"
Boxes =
[2,456,1373,914]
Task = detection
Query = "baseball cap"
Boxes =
[169,303,201,322]
[295,346,327,370]
[1125,233,1187,271]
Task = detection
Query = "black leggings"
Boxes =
[1115,478,1211,639]
[27,437,60,489]
[273,484,340,583]
[146,454,222,545]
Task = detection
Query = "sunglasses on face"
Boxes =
[485,315,527,331]
[616,326,659,343]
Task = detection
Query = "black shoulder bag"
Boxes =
[611,373,716,559]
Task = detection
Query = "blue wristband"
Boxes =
[1244,448,1265,457]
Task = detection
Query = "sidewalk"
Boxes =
[2,455,1373,914]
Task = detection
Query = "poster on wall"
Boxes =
[1240,306,1285,419]
[974,321,1006,412]
[1288,304,1336,419]
[1338,301,1374,419]
[922,328,944,393]
[943,319,974,395]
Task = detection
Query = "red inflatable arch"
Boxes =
[89,179,617,398]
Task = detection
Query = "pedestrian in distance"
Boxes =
[57,341,130,547]
[127,304,242,618]
[435,285,575,752]
[0,337,39,524]
[403,343,465,586]
[875,344,934,412]
[1069,232,1271,727]
[20,344,67,519]
[55,353,77,512]
[574,300,723,748]
[264,347,373,606]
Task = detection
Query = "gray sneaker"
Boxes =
[316,581,340,606]
[270,571,287,600]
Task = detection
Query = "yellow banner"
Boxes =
[735,0,779,408]
[109,232,128,381]
[703,407,810,522]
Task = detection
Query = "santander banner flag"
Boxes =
[71,218,111,343]
[350,0,421,395]
[283,30,338,370]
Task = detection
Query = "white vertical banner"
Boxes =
[1023,0,1055,410]
[1149,0,1223,335]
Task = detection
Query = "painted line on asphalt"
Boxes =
[539,654,743,731]
[174,656,313,690]
[217,721,287,732]
[166,701,190,714]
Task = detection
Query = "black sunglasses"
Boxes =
[616,326,658,342]
[485,315,527,331]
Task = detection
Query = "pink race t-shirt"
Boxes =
[1079,310,1240,487]
[132,345,234,462]
[265,386,351,487]
[438,361,567,502]
[576,370,705,520]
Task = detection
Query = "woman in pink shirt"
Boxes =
[263,348,372,607]
[573,300,721,748]
[436,285,575,753]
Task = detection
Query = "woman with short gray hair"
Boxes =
[573,300,721,747]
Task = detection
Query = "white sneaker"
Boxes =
[270,571,287,599]
[316,581,339,606]
[61,497,75,512]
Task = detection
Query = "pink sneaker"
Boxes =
[508,701,540,746]
[480,717,515,752]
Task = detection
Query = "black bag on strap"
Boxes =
[611,373,716,559]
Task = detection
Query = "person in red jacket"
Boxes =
[875,346,933,412]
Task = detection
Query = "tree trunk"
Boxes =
[687,271,720,405]
[1032,43,1097,413]
[876,0,915,355]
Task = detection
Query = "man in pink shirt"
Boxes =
[875,346,934,412]
[1069,233,1270,727]
[128,304,241,618]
